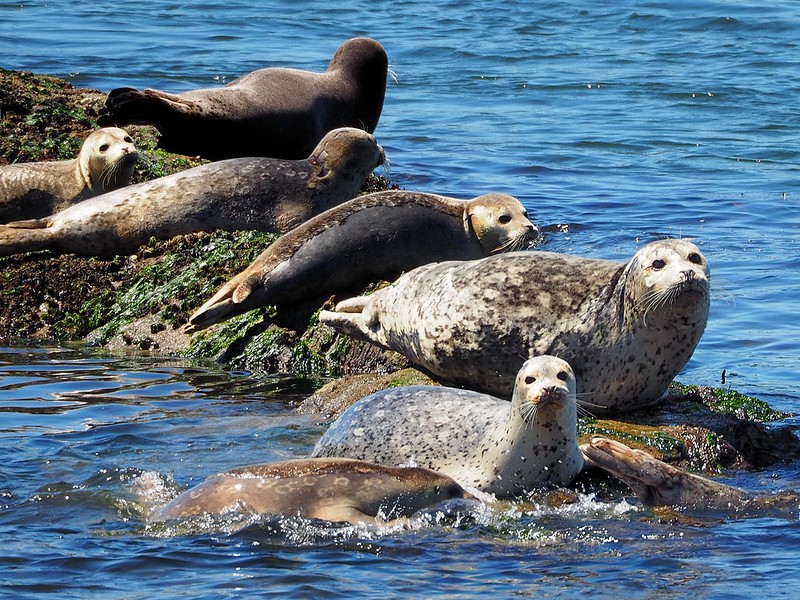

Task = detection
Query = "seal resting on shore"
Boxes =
[321,238,710,414]
[98,37,388,160]
[154,457,473,527]
[0,127,137,223]
[312,356,584,497]
[0,127,383,258]
[186,191,538,331]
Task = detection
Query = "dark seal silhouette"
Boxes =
[98,37,388,160]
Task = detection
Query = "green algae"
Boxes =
[672,382,789,422]
[578,418,686,460]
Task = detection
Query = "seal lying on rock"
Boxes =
[98,37,388,160]
[312,356,584,497]
[321,239,710,415]
[154,457,473,527]
[186,191,538,331]
[0,127,383,258]
[0,127,137,223]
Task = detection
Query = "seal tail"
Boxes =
[319,296,378,343]
[0,219,53,256]
[185,271,254,332]
[98,87,195,128]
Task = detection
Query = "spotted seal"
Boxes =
[321,238,710,414]
[0,127,383,258]
[154,457,472,526]
[0,127,137,223]
[186,191,538,330]
[98,37,388,160]
[312,356,584,497]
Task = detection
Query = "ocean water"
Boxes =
[1,0,799,597]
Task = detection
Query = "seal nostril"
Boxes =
[682,269,695,281]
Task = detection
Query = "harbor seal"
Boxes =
[98,37,388,160]
[581,437,751,508]
[0,127,137,223]
[321,238,710,414]
[186,191,538,330]
[0,127,383,258]
[154,457,473,526]
[311,356,584,497]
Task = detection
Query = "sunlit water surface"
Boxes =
[1,0,799,597]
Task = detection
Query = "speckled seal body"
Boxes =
[99,37,388,160]
[321,239,710,414]
[0,127,383,258]
[312,356,584,497]
[187,191,538,330]
[0,127,137,223]
[154,457,472,526]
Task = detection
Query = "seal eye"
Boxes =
[652,259,666,270]
[124,136,133,144]
[525,376,536,384]
[688,252,703,265]
[99,144,109,153]
[557,370,569,381]
[498,214,512,224]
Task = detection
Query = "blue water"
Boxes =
[1,0,800,597]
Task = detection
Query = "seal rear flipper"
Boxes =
[185,270,257,332]
[101,87,200,127]
[0,222,55,256]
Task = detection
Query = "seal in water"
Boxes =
[186,191,538,331]
[0,127,138,223]
[321,239,710,414]
[154,457,473,526]
[98,37,388,160]
[0,127,384,258]
[581,436,751,508]
[312,356,584,497]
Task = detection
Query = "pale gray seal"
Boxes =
[312,356,584,497]
[98,37,388,160]
[321,238,710,415]
[186,191,538,331]
[154,457,472,526]
[0,127,137,223]
[0,127,383,258]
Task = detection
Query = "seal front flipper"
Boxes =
[185,270,257,332]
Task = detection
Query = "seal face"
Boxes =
[186,191,538,331]
[0,127,138,222]
[321,239,710,414]
[0,127,383,258]
[312,356,584,497]
[154,457,472,526]
[98,37,388,160]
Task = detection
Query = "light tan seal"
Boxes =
[0,127,137,223]
[187,191,538,331]
[0,127,383,258]
[312,356,584,497]
[154,457,473,526]
[321,238,710,415]
[98,37,388,160]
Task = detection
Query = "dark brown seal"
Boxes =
[154,457,473,526]
[186,191,537,331]
[0,127,137,223]
[0,127,383,258]
[98,37,388,160]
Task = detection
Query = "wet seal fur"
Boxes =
[321,238,710,415]
[312,356,584,497]
[186,191,538,331]
[0,127,384,258]
[0,127,137,223]
[154,457,472,526]
[98,37,388,160]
